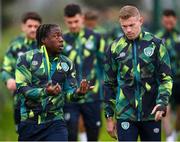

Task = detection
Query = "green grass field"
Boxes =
[0,27,20,141]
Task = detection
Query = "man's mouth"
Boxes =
[59,46,64,50]
[127,33,133,36]
[58,45,64,50]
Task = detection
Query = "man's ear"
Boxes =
[41,37,47,45]
[81,14,85,24]
[21,23,25,32]
[140,16,144,25]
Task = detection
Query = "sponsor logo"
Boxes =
[32,60,38,66]
[115,52,126,59]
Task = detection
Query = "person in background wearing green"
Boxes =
[156,9,180,141]
[63,4,105,141]
[1,12,42,131]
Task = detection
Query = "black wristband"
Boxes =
[105,114,113,119]
[156,105,167,117]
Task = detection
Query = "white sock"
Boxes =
[166,131,177,142]
[79,132,87,142]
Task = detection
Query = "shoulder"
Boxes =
[22,49,41,62]
[25,48,41,56]
[108,34,126,54]
[143,31,162,45]
[155,29,165,38]
[9,35,25,49]
[17,49,41,67]
[10,34,25,43]
[84,28,101,39]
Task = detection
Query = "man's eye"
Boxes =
[53,34,60,38]
[75,20,79,23]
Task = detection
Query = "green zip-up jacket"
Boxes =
[104,31,172,121]
[156,29,180,81]
[15,46,79,124]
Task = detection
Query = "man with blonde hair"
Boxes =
[104,5,172,141]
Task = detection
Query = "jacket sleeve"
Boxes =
[15,54,46,100]
[96,34,106,76]
[63,61,79,102]
[1,45,17,82]
[156,41,173,106]
[92,34,106,99]
[104,43,118,118]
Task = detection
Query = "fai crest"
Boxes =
[61,62,69,72]
[153,128,160,133]
[121,122,130,130]
[32,60,38,66]
[144,47,155,57]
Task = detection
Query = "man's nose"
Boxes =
[126,27,131,33]
[71,23,77,28]
[59,36,63,41]
[58,35,63,42]
[31,27,37,32]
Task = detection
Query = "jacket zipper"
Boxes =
[133,41,141,121]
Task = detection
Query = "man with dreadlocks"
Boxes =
[15,24,93,141]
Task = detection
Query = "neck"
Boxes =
[166,28,175,33]
[26,35,35,41]
[45,48,57,58]
[48,51,58,57]
[127,30,142,41]
[135,29,142,39]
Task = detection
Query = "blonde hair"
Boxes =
[119,5,140,19]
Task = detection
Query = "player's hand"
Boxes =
[106,117,117,139]
[6,78,16,93]
[76,79,94,94]
[45,81,61,96]
[151,104,167,121]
